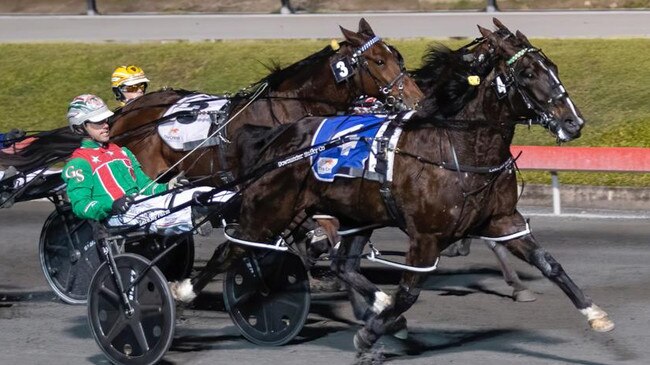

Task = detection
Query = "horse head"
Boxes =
[337,18,423,110]
[477,18,585,142]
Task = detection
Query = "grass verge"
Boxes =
[1,38,649,185]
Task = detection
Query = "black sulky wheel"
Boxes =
[223,250,310,346]
[88,253,175,365]
[127,234,195,281]
[39,209,101,305]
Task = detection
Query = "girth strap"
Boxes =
[374,115,408,230]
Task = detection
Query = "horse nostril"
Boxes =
[564,118,579,131]
[563,118,584,138]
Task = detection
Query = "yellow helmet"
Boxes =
[111,65,150,102]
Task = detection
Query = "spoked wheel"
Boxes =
[223,250,310,346]
[127,234,195,281]
[39,209,101,304]
[88,253,175,365]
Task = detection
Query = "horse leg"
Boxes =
[504,234,614,332]
[332,233,396,324]
[485,240,536,302]
[307,217,342,292]
[481,213,614,332]
[169,240,246,303]
[353,233,438,354]
[440,237,472,257]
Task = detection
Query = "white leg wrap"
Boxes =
[372,291,392,314]
[169,278,197,303]
[580,304,607,320]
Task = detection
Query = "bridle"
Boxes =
[501,47,571,131]
[347,36,409,110]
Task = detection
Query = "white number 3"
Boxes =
[335,61,349,78]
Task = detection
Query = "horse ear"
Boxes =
[516,30,532,45]
[478,25,493,38]
[340,25,364,46]
[493,17,509,31]
[358,18,375,37]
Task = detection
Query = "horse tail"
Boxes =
[0,127,81,171]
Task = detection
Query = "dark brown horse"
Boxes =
[108,18,422,183]
[219,18,613,358]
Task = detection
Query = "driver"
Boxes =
[62,94,233,235]
[111,65,150,105]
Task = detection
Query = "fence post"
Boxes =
[86,0,98,15]
[485,0,499,12]
[280,0,295,14]
[550,171,561,215]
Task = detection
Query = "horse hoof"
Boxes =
[589,316,615,332]
[386,315,408,340]
[513,289,536,302]
[353,328,373,352]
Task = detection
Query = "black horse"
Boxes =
[225,18,613,358]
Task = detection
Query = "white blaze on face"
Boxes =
[538,60,584,130]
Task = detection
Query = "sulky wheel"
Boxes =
[126,234,194,281]
[88,253,175,365]
[223,250,310,346]
[39,208,101,304]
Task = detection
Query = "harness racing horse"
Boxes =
[154,19,423,300]
[224,18,614,359]
[108,18,422,183]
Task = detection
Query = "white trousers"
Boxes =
[107,187,236,235]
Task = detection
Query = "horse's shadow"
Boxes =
[357,265,541,298]
[374,327,615,365]
[301,289,626,365]
[0,288,59,303]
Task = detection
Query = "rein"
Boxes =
[395,148,517,175]
[117,120,382,236]
[137,82,269,194]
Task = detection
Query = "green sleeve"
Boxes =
[123,148,168,195]
[62,158,112,220]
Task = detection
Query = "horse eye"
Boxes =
[375,59,385,66]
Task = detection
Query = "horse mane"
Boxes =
[409,41,494,127]
[238,43,342,97]
[0,127,81,171]
[410,44,478,121]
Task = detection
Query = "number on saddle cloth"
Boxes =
[310,114,389,183]
[157,94,230,151]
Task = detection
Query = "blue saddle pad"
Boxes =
[310,115,387,182]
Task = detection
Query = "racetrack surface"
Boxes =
[1,201,649,364]
[0,11,649,42]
